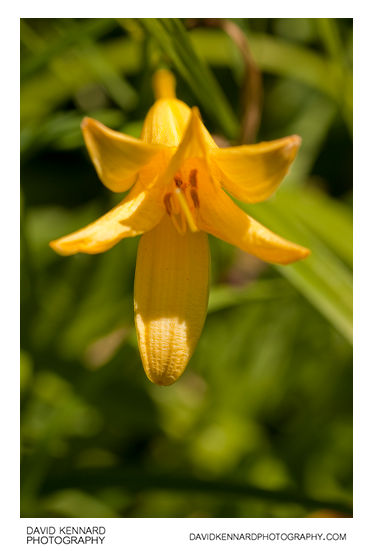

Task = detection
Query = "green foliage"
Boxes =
[20,18,352,518]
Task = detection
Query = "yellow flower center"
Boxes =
[163,158,205,235]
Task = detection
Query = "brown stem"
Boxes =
[220,20,263,144]
[187,18,263,144]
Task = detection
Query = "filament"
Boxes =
[174,188,198,232]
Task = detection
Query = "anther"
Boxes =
[190,189,200,209]
[174,176,183,188]
[163,193,172,215]
[189,169,198,187]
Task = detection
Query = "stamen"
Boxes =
[174,188,198,232]
[163,193,172,215]
[190,188,200,209]
[174,176,183,188]
[189,169,198,187]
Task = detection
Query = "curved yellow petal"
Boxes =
[49,180,165,256]
[182,106,217,154]
[210,135,301,203]
[81,117,164,192]
[134,216,210,386]
[197,175,310,265]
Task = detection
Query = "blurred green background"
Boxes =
[20,18,352,518]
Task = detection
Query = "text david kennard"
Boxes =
[26,526,106,545]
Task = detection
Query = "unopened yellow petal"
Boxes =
[140,98,191,147]
[81,117,164,192]
[50,180,165,255]
[134,216,210,385]
[152,68,177,99]
[210,135,301,203]
[197,176,310,265]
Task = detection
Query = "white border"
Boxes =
[4,4,372,550]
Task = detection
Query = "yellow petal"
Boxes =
[197,174,310,265]
[179,106,217,155]
[140,98,191,147]
[134,216,210,385]
[210,135,301,203]
[81,117,164,192]
[49,180,165,255]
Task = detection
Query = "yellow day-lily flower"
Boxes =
[50,69,310,386]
